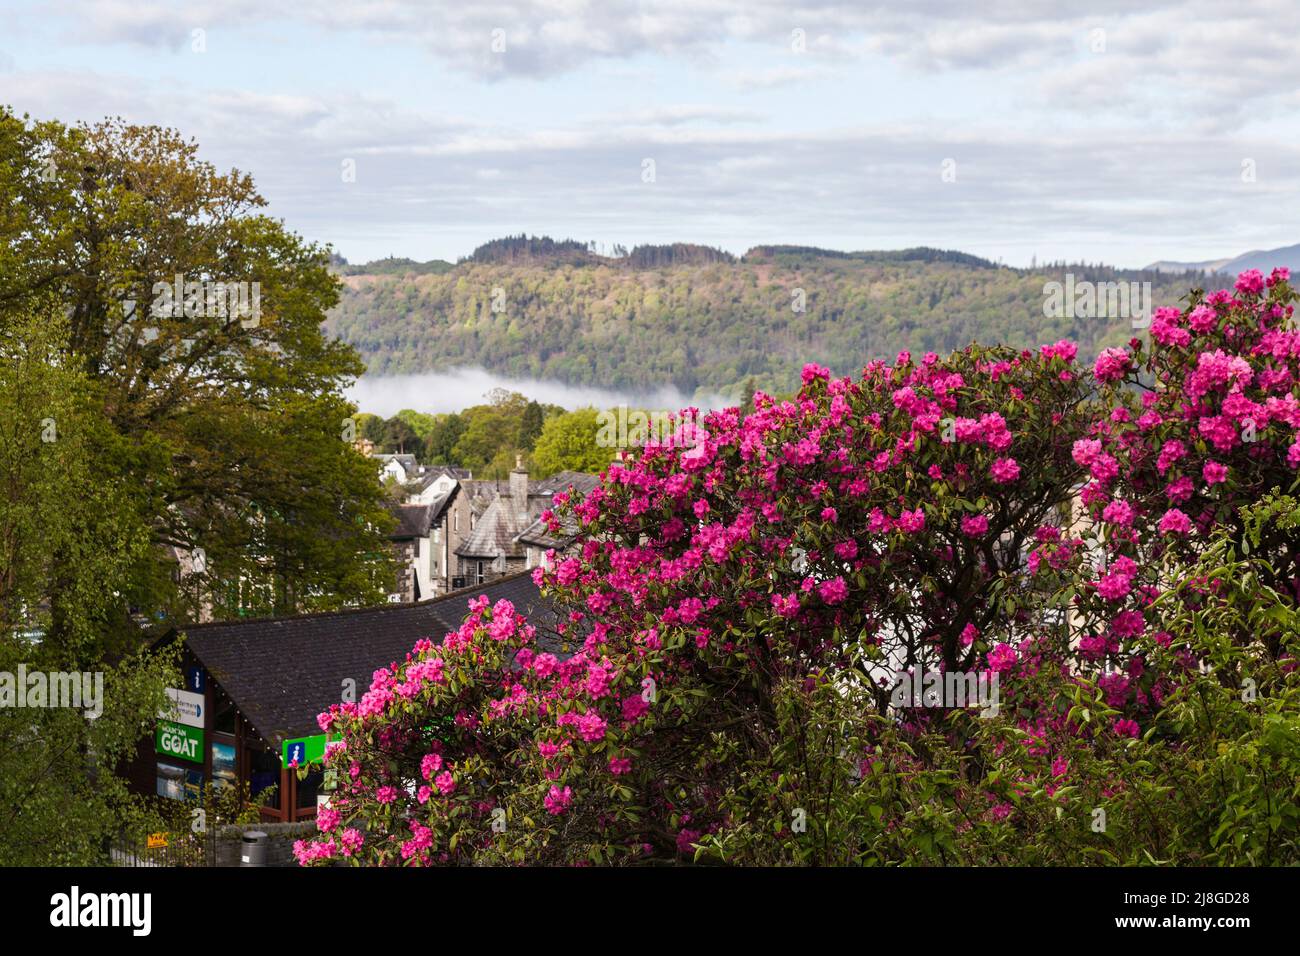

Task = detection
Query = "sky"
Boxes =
[1,1,1298,269]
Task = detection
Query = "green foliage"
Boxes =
[0,108,395,624]
[423,413,467,465]
[0,306,156,662]
[325,249,1192,396]
[519,400,545,450]
[531,408,618,477]
[0,640,181,866]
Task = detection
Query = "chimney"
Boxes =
[510,454,529,516]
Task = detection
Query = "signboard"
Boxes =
[159,687,204,729]
[147,833,168,849]
[282,734,328,767]
[186,666,206,693]
[155,720,204,764]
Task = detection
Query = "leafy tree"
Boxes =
[0,306,158,661]
[519,400,545,450]
[355,412,386,445]
[0,109,394,625]
[531,407,617,477]
[0,305,181,865]
[452,391,531,476]
[0,638,181,865]
[394,409,438,444]
[382,416,420,455]
[424,413,466,465]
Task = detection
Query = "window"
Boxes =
[212,697,236,735]
[248,747,281,809]
[297,769,325,810]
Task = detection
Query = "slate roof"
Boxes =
[517,471,601,548]
[458,470,602,557]
[533,470,602,497]
[455,495,529,558]
[424,485,457,521]
[375,453,421,473]
[167,573,570,749]
[410,467,471,496]
[388,502,434,540]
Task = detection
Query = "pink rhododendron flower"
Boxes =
[421,752,443,780]
[818,576,848,605]
[989,457,1020,483]
[987,643,1017,673]
[1113,718,1141,739]
[1158,508,1192,534]
[897,508,926,533]
[1096,571,1132,601]
[577,711,608,742]
[544,785,573,815]
[1101,499,1135,527]
[1093,347,1131,383]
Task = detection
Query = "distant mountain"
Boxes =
[324,237,1201,398]
[1143,242,1300,276]
[1143,256,1236,275]
[336,255,454,277]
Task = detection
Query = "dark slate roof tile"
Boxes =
[173,573,571,748]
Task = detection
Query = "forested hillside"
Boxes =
[324,240,1197,398]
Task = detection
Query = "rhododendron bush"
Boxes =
[1073,269,1300,675]
[297,271,1300,867]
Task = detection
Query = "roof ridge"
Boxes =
[167,569,537,633]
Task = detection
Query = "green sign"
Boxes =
[156,720,204,764]
[282,734,328,767]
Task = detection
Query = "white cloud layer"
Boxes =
[1,0,1297,266]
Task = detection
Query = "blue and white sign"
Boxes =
[186,667,206,693]
[160,687,204,729]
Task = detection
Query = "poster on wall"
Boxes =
[156,763,186,800]
[157,763,205,801]
[211,741,237,790]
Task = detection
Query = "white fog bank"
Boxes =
[346,367,731,418]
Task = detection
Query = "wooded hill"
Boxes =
[324,237,1202,400]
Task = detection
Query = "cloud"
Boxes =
[726,65,834,90]
[4,0,1299,267]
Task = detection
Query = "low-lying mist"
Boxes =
[346,367,732,418]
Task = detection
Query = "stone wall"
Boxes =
[214,821,317,867]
